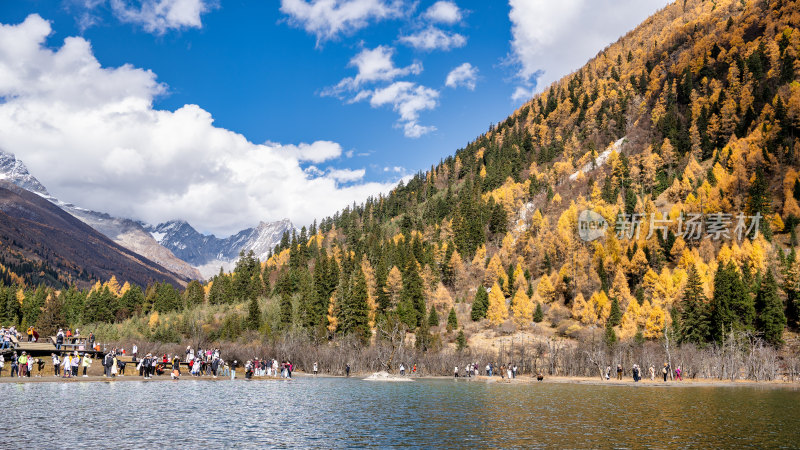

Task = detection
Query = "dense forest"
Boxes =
[3,0,800,373]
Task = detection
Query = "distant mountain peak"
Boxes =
[0,149,49,196]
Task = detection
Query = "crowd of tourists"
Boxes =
[605,363,684,382]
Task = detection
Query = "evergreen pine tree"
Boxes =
[755,270,786,346]
[428,307,440,327]
[35,291,66,337]
[710,261,753,342]
[471,285,488,321]
[456,329,467,352]
[533,303,544,323]
[401,260,426,327]
[680,264,710,344]
[608,296,622,327]
[246,296,262,331]
[604,321,617,346]
[340,269,371,344]
[183,280,205,307]
[447,307,458,331]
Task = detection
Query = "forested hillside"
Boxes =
[245,0,800,349]
[4,0,800,361]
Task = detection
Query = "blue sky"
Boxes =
[0,0,669,235]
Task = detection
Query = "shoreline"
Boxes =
[2,372,799,389]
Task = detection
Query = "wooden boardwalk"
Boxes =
[0,335,104,358]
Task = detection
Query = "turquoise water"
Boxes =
[3,377,800,447]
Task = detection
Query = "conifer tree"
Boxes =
[35,291,66,337]
[710,261,753,342]
[428,306,440,327]
[340,269,371,344]
[447,306,458,331]
[680,264,710,344]
[119,285,144,319]
[755,270,786,346]
[608,296,622,327]
[533,303,544,323]
[487,282,508,325]
[456,329,467,352]
[246,296,262,331]
[183,280,205,307]
[511,288,534,327]
[401,260,426,326]
[471,285,488,321]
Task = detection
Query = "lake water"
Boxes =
[4,377,800,448]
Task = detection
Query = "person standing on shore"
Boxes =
[454,365,459,378]
[62,354,71,378]
[313,362,318,375]
[399,363,405,376]
[52,353,60,377]
[616,364,623,380]
[649,365,655,381]
[231,360,238,380]
[10,352,18,377]
[0,354,4,377]
[632,364,640,382]
[19,352,28,377]
[662,363,668,382]
[56,329,64,351]
[675,366,682,381]
[171,356,181,380]
[70,352,79,377]
[82,354,91,377]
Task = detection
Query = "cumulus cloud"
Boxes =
[445,62,477,90]
[0,15,400,235]
[110,0,214,34]
[355,81,438,138]
[399,26,465,51]
[327,167,365,182]
[324,46,438,138]
[423,1,462,24]
[508,0,670,100]
[280,0,404,44]
[325,46,422,94]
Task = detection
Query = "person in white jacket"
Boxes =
[62,354,71,378]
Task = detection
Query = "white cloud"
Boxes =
[423,1,461,24]
[445,62,477,90]
[327,46,422,93]
[510,85,534,102]
[356,81,438,137]
[280,0,404,44]
[508,0,670,99]
[110,0,214,34]
[399,26,465,51]
[0,14,400,235]
[327,167,365,182]
[323,46,437,137]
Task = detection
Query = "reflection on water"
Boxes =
[4,378,800,447]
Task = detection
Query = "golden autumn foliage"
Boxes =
[487,282,508,326]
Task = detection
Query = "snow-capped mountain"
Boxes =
[145,218,294,278]
[0,149,201,281]
[0,150,49,196]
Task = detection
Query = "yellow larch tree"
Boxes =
[326,293,338,334]
[360,256,378,328]
[535,274,556,304]
[591,290,611,325]
[511,288,534,327]
[385,266,403,307]
[487,282,508,326]
[644,303,666,339]
[471,244,487,266]
[119,281,131,296]
[484,253,508,289]
[104,276,121,297]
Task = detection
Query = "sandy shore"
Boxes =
[2,372,799,388]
